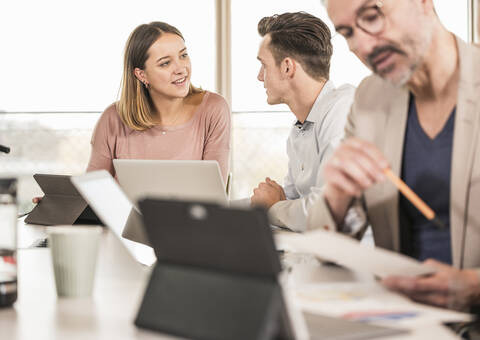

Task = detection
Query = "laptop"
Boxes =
[113,159,228,206]
[70,170,156,266]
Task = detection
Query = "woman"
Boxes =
[87,21,231,182]
[32,22,230,205]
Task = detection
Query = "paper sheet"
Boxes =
[275,230,436,278]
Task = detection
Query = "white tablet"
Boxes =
[71,170,156,266]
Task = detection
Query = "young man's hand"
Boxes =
[251,177,286,209]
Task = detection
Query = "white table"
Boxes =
[2,223,175,340]
[0,222,465,340]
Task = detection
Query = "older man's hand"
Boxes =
[382,259,480,311]
[251,177,286,209]
[323,137,389,225]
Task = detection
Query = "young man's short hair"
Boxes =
[258,12,333,80]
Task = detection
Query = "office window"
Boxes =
[0,0,215,209]
[0,0,215,112]
[232,0,368,114]
[433,0,469,41]
[230,0,469,199]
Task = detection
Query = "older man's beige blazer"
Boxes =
[308,37,480,269]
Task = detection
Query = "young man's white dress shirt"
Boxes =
[268,81,355,231]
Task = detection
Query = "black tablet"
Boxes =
[135,199,294,340]
[25,174,102,226]
[139,199,281,277]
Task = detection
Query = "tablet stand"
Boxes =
[135,264,293,340]
[25,174,102,226]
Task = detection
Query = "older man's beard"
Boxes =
[367,24,434,86]
[367,43,407,78]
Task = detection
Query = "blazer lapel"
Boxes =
[450,38,480,267]
[382,88,410,252]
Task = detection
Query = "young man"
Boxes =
[251,12,355,231]
[312,0,480,310]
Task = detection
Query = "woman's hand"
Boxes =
[32,196,43,204]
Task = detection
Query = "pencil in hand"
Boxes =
[383,168,447,229]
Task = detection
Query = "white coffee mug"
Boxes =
[47,226,102,297]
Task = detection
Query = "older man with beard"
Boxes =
[310,0,480,311]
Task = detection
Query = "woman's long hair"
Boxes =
[117,22,202,131]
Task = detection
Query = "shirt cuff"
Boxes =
[307,195,368,238]
[306,195,338,232]
[338,199,368,236]
[268,200,307,232]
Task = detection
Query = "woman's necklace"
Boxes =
[159,102,185,135]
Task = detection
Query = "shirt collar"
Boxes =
[296,80,335,126]
[306,80,335,123]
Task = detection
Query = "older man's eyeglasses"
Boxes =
[338,0,386,38]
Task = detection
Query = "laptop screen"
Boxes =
[71,170,156,266]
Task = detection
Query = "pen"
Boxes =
[383,168,446,229]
